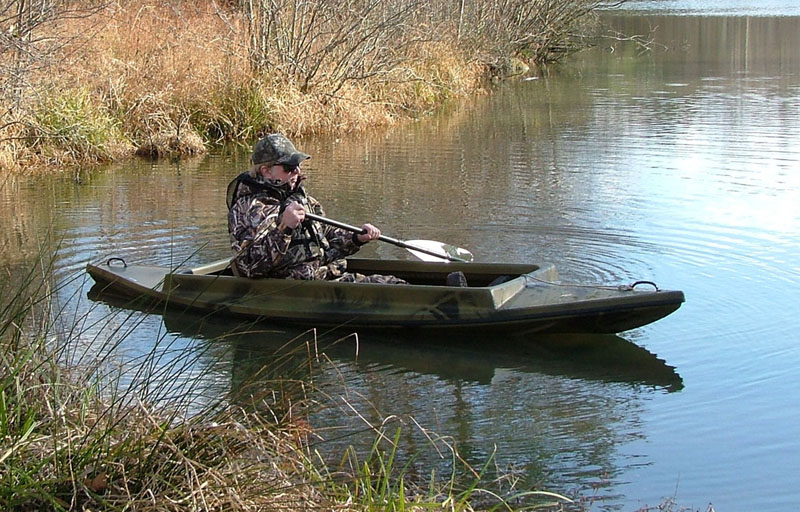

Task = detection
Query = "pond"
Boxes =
[2,1,799,510]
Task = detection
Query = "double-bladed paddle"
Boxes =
[305,212,473,263]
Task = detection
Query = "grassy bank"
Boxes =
[0,0,604,175]
[0,251,573,510]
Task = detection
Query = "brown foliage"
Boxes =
[0,0,603,175]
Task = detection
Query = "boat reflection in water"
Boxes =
[161,308,683,501]
[88,284,683,501]
[156,308,683,393]
[87,281,683,392]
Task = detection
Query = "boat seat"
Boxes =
[488,275,512,286]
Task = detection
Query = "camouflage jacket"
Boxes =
[227,172,363,279]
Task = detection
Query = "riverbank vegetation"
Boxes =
[0,252,573,510]
[1,0,608,175]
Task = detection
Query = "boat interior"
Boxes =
[187,258,544,288]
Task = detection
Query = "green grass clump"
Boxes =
[193,79,276,144]
[28,87,133,166]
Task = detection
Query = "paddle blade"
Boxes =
[405,240,474,263]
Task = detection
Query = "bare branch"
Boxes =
[0,0,110,103]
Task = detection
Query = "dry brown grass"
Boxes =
[1,0,598,176]
[61,2,248,153]
[0,1,484,176]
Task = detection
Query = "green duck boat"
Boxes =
[86,257,684,334]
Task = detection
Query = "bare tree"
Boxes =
[0,0,106,104]
[240,0,430,93]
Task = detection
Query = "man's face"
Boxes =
[261,163,301,187]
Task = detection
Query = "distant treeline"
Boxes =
[0,0,608,173]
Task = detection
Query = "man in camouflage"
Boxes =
[227,133,406,283]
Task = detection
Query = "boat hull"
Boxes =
[86,257,684,334]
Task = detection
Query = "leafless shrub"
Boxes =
[451,0,620,66]
[0,1,107,104]
[240,0,620,94]
[241,0,430,94]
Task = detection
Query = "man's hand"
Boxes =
[279,201,305,231]
[357,223,381,244]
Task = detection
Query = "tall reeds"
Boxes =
[0,249,572,510]
[0,250,314,508]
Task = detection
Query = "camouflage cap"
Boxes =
[251,133,311,167]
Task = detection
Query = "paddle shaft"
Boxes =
[305,212,466,262]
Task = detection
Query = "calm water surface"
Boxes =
[2,2,799,510]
